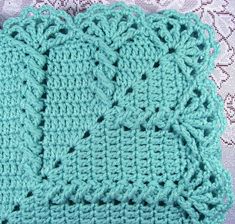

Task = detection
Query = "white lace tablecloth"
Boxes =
[0,0,234,223]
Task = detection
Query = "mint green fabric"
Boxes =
[0,2,233,223]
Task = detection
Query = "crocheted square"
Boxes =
[0,2,233,224]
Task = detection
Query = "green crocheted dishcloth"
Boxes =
[0,2,233,224]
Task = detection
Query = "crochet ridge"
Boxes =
[0,2,233,224]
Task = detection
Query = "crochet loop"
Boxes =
[0,2,232,224]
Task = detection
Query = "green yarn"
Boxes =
[0,2,233,224]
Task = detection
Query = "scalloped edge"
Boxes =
[0,2,232,224]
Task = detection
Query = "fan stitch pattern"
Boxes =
[0,2,233,224]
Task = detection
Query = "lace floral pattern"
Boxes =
[0,0,234,223]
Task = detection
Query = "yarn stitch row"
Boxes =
[0,2,233,223]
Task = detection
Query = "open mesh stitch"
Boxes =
[0,2,233,224]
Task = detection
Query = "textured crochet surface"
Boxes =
[0,2,233,224]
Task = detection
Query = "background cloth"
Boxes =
[0,0,234,223]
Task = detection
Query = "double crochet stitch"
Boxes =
[0,2,233,224]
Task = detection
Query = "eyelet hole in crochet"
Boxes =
[182,138,187,146]
[143,181,149,186]
[123,126,131,131]
[212,190,218,197]
[158,35,166,43]
[39,133,45,142]
[155,107,159,113]
[173,201,179,207]
[39,120,45,127]
[12,204,20,212]
[41,105,46,113]
[166,22,173,31]
[209,175,216,183]
[48,199,55,206]
[183,211,189,219]
[43,50,50,57]
[142,201,148,206]
[116,47,121,53]
[83,199,91,205]
[140,125,146,132]
[180,24,187,32]
[92,18,100,25]
[48,33,56,40]
[126,38,134,43]
[42,175,48,180]
[185,98,192,107]
[97,115,104,123]
[68,146,75,154]
[192,205,205,221]
[41,92,47,100]
[42,64,48,71]
[125,87,133,94]
[54,160,61,168]
[190,172,197,182]
[154,125,161,132]
[199,213,205,221]
[112,101,118,107]
[68,199,75,206]
[197,44,205,50]
[41,78,48,85]
[112,75,117,82]
[208,203,215,210]
[97,200,105,206]
[26,191,33,197]
[128,199,135,205]
[190,69,196,77]
[153,61,160,68]
[207,116,213,122]
[158,200,165,207]
[191,31,199,38]
[82,130,90,139]
[113,60,118,67]
[168,48,175,54]
[11,31,18,38]
[203,100,209,109]
[1,220,8,224]
[128,180,134,184]
[204,129,210,137]
[113,199,121,206]
[141,73,147,80]
[59,28,68,35]
[130,23,138,29]
[82,26,88,33]
[197,56,204,63]
[199,162,205,171]
[174,180,179,185]
[193,89,201,97]
[168,126,174,133]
